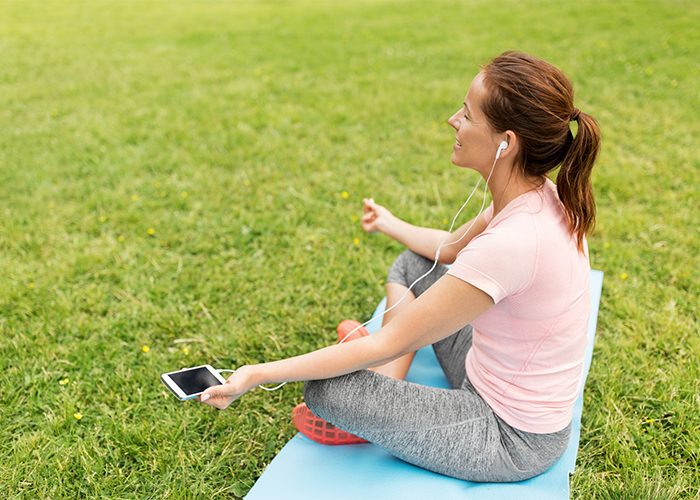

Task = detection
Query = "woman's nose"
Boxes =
[448,112,460,130]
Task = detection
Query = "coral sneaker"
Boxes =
[292,403,369,446]
[337,319,370,344]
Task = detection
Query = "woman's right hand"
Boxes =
[361,198,394,234]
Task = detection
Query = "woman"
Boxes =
[200,51,601,482]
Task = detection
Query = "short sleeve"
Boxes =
[447,213,537,303]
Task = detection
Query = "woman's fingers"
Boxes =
[198,389,236,409]
[199,394,235,410]
[361,213,378,233]
[197,375,244,410]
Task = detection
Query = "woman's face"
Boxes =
[448,72,501,173]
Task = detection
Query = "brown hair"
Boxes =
[481,51,600,252]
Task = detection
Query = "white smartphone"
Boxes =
[161,364,227,401]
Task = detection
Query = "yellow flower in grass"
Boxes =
[100,216,107,223]
[341,191,349,199]
[147,228,155,235]
[181,191,188,198]
[244,180,251,186]
[118,236,124,242]
[132,194,139,201]
[59,378,69,385]
[74,412,83,420]
[353,238,359,245]
[621,273,628,279]
[352,215,358,222]
[142,345,150,353]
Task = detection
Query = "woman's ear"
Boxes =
[497,131,518,159]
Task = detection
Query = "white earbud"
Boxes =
[495,140,509,159]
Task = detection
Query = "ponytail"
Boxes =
[481,51,601,254]
[556,111,600,253]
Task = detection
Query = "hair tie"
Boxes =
[570,108,581,122]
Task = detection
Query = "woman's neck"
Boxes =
[488,168,544,217]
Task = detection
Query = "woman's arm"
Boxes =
[199,274,494,409]
[361,198,489,264]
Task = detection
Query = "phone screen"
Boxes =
[169,367,223,397]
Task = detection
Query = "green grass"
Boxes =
[1,0,699,498]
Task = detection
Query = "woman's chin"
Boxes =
[450,154,466,168]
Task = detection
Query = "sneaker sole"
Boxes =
[292,403,369,446]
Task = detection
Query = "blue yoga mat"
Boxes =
[246,270,603,500]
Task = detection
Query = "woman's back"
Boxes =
[449,179,591,433]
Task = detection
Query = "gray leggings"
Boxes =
[304,250,571,483]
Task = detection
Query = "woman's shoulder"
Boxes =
[494,179,565,226]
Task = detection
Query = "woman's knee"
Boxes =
[302,378,332,416]
[303,375,352,421]
[387,249,432,288]
[303,372,373,426]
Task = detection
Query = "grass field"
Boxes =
[1,1,699,498]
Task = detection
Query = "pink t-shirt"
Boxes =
[447,179,590,434]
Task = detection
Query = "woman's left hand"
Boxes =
[197,366,255,410]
